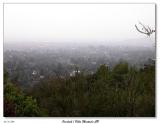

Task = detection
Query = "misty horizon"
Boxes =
[4,37,155,51]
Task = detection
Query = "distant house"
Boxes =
[40,75,45,79]
[32,70,38,75]
[70,70,81,77]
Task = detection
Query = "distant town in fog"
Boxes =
[4,37,155,88]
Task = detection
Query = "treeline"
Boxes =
[4,62,155,117]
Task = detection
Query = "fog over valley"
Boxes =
[4,38,155,88]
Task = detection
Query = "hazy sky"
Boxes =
[4,4,155,43]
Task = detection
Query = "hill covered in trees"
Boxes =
[4,62,155,117]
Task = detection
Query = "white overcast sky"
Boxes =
[4,4,155,43]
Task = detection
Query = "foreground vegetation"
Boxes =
[4,62,155,117]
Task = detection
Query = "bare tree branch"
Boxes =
[135,24,149,35]
[135,22,155,36]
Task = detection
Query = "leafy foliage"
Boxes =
[4,73,43,117]
[31,63,155,117]
[4,62,155,117]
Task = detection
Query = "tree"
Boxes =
[96,64,109,81]
[4,69,9,84]
[4,70,43,117]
